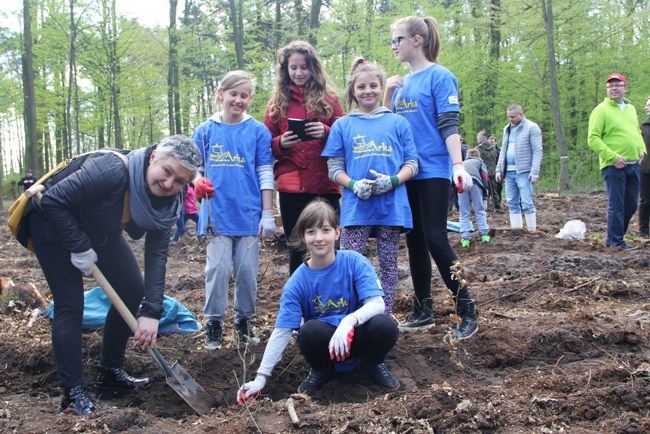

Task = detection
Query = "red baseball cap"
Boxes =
[606,73,626,84]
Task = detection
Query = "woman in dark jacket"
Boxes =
[26,135,201,415]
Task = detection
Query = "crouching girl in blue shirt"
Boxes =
[237,199,399,402]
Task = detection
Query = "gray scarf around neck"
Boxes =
[128,147,181,231]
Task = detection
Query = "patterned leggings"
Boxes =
[340,226,401,313]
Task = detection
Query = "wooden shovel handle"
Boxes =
[91,265,173,375]
[91,264,139,332]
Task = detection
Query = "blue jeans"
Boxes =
[602,163,640,247]
[504,171,535,214]
[459,184,489,239]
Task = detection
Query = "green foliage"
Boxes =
[1,0,649,189]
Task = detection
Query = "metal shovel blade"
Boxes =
[149,346,216,416]
[167,360,216,415]
[90,266,216,416]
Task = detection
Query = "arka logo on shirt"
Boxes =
[395,98,418,110]
[394,97,418,115]
[208,144,246,165]
[352,135,393,155]
[312,294,349,315]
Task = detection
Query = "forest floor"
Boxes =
[1,191,649,434]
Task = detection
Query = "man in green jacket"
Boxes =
[588,73,646,249]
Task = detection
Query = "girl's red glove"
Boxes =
[194,178,215,199]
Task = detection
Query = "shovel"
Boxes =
[91,265,216,415]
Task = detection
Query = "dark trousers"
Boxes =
[639,171,650,236]
[602,164,640,247]
[488,175,501,210]
[405,178,472,310]
[278,192,340,275]
[296,315,398,371]
[28,212,144,389]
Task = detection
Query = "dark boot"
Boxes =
[60,385,100,415]
[235,319,260,345]
[365,363,399,389]
[298,368,332,396]
[205,320,223,350]
[94,366,152,399]
[398,298,435,331]
[454,295,478,340]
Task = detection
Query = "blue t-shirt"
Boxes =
[506,126,517,169]
[391,64,460,180]
[322,112,417,230]
[275,250,384,328]
[192,115,274,236]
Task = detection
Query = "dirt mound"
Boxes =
[1,192,649,433]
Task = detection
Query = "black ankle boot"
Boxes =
[60,385,100,415]
[94,366,152,399]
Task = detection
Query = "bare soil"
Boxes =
[1,192,649,433]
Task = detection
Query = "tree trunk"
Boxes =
[168,0,179,135]
[22,0,39,173]
[308,0,322,46]
[228,0,244,69]
[487,0,501,133]
[111,0,122,148]
[542,0,569,191]
[67,0,78,159]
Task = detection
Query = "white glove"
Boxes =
[328,315,357,362]
[452,163,473,193]
[528,173,539,184]
[350,179,375,200]
[70,248,97,277]
[369,169,398,195]
[237,374,267,404]
[496,171,503,183]
[258,209,276,238]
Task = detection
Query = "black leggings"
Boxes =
[28,212,145,389]
[405,178,471,305]
[296,315,399,371]
[278,192,340,275]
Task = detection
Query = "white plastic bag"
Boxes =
[555,219,586,240]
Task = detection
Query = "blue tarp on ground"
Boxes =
[45,287,200,334]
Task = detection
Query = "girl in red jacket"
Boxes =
[265,40,344,275]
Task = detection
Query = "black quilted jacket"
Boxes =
[37,147,173,319]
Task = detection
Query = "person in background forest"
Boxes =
[264,40,344,275]
[476,130,499,212]
[192,70,276,350]
[18,169,37,191]
[489,135,503,210]
[383,15,478,340]
[171,183,199,244]
[458,148,491,248]
[495,103,543,231]
[638,95,650,239]
[322,57,418,314]
[26,136,201,415]
[236,200,399,402]
[587,74,645,249]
